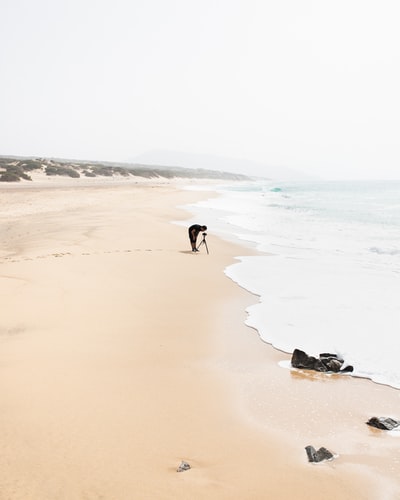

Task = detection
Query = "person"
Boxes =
[188,224,207,252]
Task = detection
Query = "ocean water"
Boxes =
[184,180,400,389]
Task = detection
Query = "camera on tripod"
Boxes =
[197,232,209,254]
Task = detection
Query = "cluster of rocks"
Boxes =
[366,417,400,431]
[306,416,400,463]
[290,349,399,463]
[291,349,354,373]
[176,351,399,469]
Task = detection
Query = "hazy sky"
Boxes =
[1,0,400,179]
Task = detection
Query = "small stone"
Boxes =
[305,445,334,463]
[177,460,191,472]
[366,417,400,431]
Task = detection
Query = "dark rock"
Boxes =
[177,461,191,472]
[291,349,319,370]
[340,364,354,373]
[313,358,328,372]
[320,353,344,372]
[366,417,400,431]
[291,349,353,374]
[321,358,342,372]
[319,353,344,363]
[305,445,334,463]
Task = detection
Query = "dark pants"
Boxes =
[188,228,199,249]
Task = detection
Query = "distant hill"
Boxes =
[0,156,250,183]
[131,150,312,181]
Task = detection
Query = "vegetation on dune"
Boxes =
[83,170,97,177]
[18,159,43,171]
[45,165,80,178]
[0,163,32,182]
[0,156,250,182]
[0,171,24,182]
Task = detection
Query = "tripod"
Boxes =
[197,232,209,254]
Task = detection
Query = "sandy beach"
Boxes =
[1,178,399,499]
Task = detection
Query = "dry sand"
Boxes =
[0,179,400,499]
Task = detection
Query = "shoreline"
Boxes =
[182,181,400,393]
[1,179,399,499]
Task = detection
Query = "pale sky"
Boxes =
[1,0,400,179]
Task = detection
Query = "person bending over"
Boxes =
[188,224,207,252]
